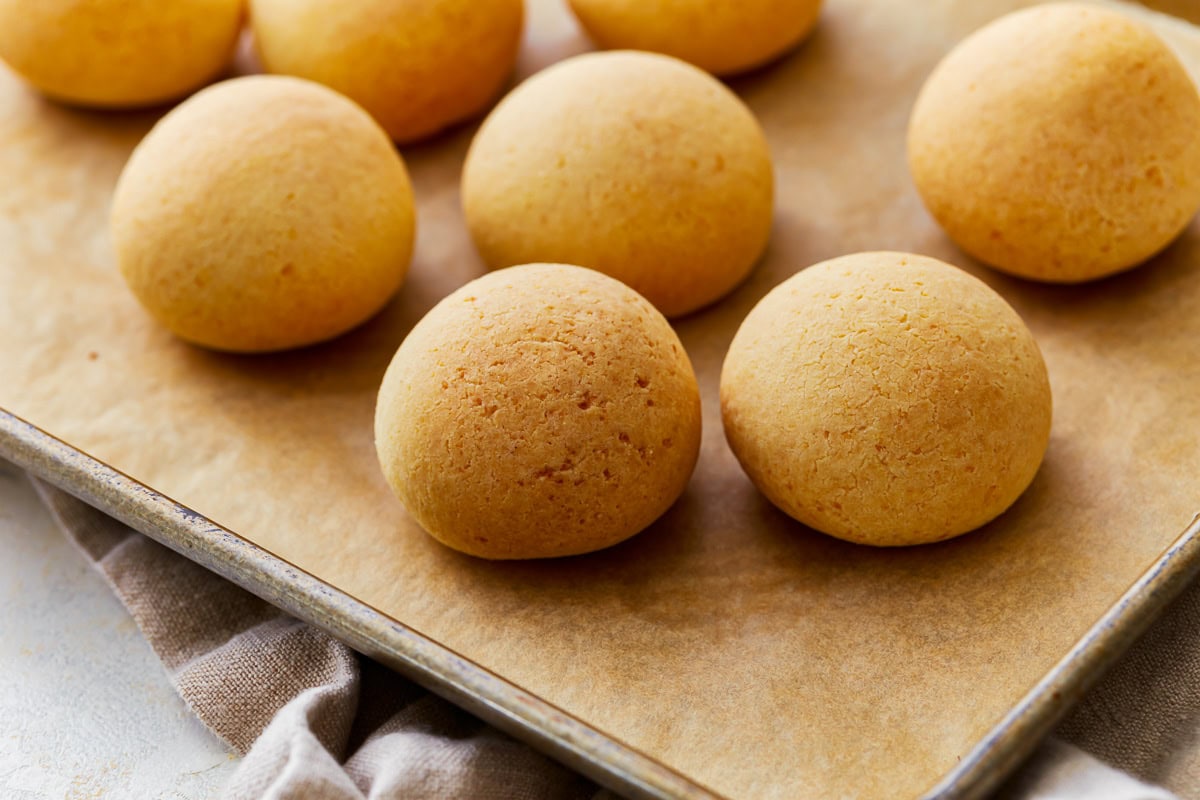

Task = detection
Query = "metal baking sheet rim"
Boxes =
[3,406,1197,800]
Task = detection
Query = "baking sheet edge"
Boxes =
[2,406,1197,800]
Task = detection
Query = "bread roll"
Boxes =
[112,76,415,352]
[375,263,702,559]
[568,0,821,76]
[249,0,523,143]
[721,251,1052,546]
[463,51,773,318]
[908,3,1200,282]
[0,0,243,107]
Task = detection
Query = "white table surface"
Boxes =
[0,460,240,799]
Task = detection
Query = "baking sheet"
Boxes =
[2,1,1199,798]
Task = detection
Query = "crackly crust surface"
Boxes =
[375,263,702,559]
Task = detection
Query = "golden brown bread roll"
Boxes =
[462,50,774,318]
[375,263,702,559]
[721,252,1052,546]
[112,76,415,353]
[0,0,243,107]
[249,0,523,144]
[567,0,822,76]
[908,3,1200,283]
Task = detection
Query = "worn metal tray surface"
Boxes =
[3,1,1200,798]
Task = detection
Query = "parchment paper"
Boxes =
[2,1,1199,798]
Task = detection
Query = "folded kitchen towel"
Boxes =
[33,478,602,800]
[30,477,1198,800]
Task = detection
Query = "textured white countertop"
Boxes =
[0,460,240,799]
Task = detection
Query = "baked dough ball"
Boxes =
[249,0,523,144]
[0,0,243,107]
[908,3,1200,283]
[375,263,702,560]
[567,0,822,76]
[112,76,415,353]
[720,252,1052,547]
[462,51,774,318]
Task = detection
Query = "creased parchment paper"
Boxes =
[2,1,1199,798]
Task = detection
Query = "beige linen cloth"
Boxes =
[30,477,1197,800]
